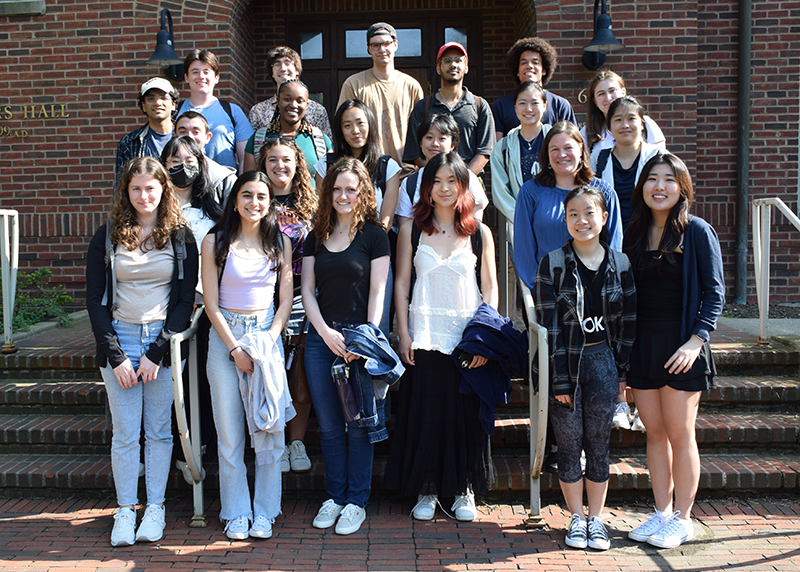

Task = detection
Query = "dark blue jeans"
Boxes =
[304,325,374,508]
[549,342,618,484]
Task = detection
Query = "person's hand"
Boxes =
[136,355,160,383]
[113,358,138,389]
[467,354,488,368]
[555,393,573,405]
[665,335,704,374]
[321,326,347,358]
[398,331,415,365]
[231,346,254,374]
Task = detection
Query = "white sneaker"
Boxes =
[587,516,610,550]
[451,488,477,522]
[288,440,312,472]
[224,515,250,540]
[250,515,272,539]
[628,509,670,542]
[335,503,366,535]
[279,448,290,473]
[612,401,632,430]
[631,409,646,432]
[647,511,694,548]
[565,513,588,549]
[412,494,438,521]
[313,499,344,529]
[110,507,136,547]
[135,504,165,542]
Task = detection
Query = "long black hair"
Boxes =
[213,171,283,269]
[331,99,382,176]
[160,136,223,222]
[623,153,692,272]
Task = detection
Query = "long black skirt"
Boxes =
[384,349,492,497]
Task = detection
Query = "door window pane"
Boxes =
[345,30,368,58]
[445,27,467,50]
[300,32,323,60]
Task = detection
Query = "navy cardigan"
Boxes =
[680,216,725,342]
[86,224,198,369]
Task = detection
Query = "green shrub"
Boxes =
[0,269,74,332]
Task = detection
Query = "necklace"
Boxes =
[438,89,461,109]
[578,249,604,271]
[435,220,455,235]
[239,236,259,252]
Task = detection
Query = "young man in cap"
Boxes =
[492,37,576,139]
[403,42,495,176]
[176,49,254,173]
[115,77,177,188]
[249,46,332,137]
[338,22,423,174]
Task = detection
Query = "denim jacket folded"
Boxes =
[342,323,405,444]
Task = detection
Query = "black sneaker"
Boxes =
[565,513,588,549]
[587,516,611,550]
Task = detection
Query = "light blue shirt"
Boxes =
[513,177,622,289]
[178,99,254,169]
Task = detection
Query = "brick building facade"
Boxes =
[1,1,798,307]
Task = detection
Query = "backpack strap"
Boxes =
[406,171,419,204]
[173,228,187,281]
[595,148,613,177]
[373,154,390,196]
[471,226,483,294]
[252,127,270,164]
[548,247,567,295]
[311,126,327,161]
[219,100,237,130]
[101,221,118,310]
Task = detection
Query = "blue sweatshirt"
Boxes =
[513,177,623,288]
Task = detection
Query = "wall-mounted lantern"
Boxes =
[582,0,625,70]
[147,9,184,82]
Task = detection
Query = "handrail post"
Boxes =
[0,210,19,354]
[498,219,510,318]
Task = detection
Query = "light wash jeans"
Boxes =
[207,307,282,522]
[100,319,173,508]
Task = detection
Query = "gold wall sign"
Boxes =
[0,104,70,139]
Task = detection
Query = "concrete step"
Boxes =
[2,452,797,494]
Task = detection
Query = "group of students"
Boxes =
[88,61,724,553]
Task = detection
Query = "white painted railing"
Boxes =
[751,198,800,345]
[170,306,207,527]
[498,217,549,525]
[0,210,19,354]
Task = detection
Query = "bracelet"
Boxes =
[229,346,241,356]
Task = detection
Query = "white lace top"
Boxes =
[409,243,482,354]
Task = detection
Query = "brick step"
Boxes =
[0,415,110,455]
[3,452,796,494]
[501,375,800,409]
[0,382,106,415]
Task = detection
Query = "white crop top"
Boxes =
[218,248,277,311]
[409,243,482,354]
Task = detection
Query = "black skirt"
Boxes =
[627,318,715,392]
[384,349,492,497]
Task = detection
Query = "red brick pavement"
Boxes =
[0,496,798,571]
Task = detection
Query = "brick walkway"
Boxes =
[0,496,798,571]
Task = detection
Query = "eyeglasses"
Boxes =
[441,56,465,65]
[369,40,394,51]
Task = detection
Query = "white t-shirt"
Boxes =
[395,166,488,219]
[314,155,401,210]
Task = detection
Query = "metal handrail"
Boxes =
[498,217,549,525]
[751,198,800,345]
[0,210,19,354]
[170,305,207,527]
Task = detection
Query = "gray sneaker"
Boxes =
[288,440,311,472]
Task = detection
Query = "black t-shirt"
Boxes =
[304,221,390,324]
[575,252,607,344]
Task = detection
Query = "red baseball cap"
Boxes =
[437,42,468,61]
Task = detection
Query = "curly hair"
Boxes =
[534,121,594,188]
[585,70,626,152]
[331,99,382,176]
[111,157,185,251]
[312,157,380,247]
[256,138,317,221]
[624,153,692,273]
[413,152,477,238]
[506,37,558,86]
[266,46,302,83]
[213,171,283,269]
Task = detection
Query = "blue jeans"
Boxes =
[100,319,173,507]
[549,342,618,484]
[207,307,282,522]
[305,324,374,508]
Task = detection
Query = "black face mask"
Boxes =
[168,163,200,189]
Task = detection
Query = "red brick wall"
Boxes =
[1,0,799,307]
